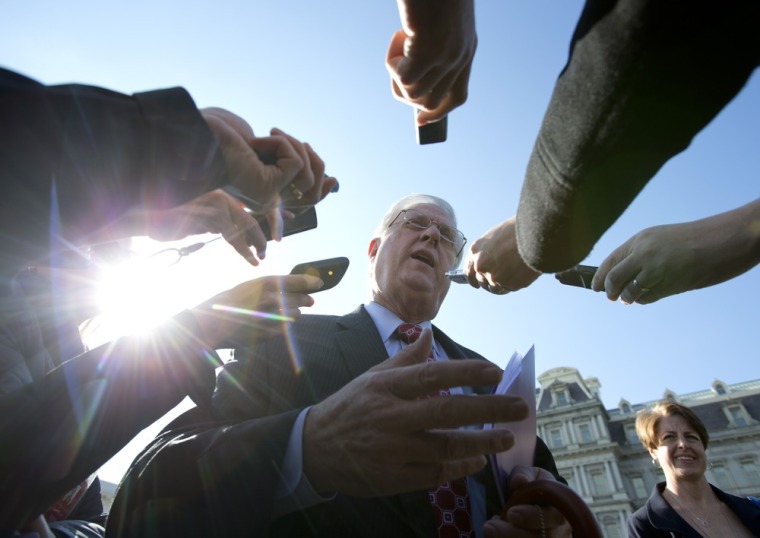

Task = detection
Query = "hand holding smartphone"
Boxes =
[416,110,448,145]
[255,206,318,242]
[555,265,600,290]
[290,256,350,292]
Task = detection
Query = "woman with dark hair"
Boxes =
[627,401,760,537]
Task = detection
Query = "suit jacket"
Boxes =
[0,67,227,278]
[627,482,760,537]
[214,305,561,538]
[0,66,229,532]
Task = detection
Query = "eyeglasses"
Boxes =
[389,209,467,256]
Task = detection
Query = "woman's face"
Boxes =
[650,414,707,484]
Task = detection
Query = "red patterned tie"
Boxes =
[396,324,474,538]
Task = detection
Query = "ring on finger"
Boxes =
[632,278,652,293]
[287,183,304,200]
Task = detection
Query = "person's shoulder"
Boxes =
[626,500,661,537]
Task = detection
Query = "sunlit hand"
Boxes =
[190,274,323,349]
[247,127,337,242]
[136,190,280,266]
[592,199,760,304]
[483,467,572,538]
[303,328,529,497]
[263,127,338,216]
[201,110,337,213]
[464,216,541,295]
[386,0,477,124]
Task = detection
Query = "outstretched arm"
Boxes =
[592,198,760,304]
[386,0,477,125]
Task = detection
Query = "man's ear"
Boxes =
[368,238,380,260]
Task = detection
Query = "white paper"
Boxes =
[485,345,536,505]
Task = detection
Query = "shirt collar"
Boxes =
[364,301,433,346]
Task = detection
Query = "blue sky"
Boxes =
[3,1,758,484]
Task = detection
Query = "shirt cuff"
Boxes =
[272,406,335,518]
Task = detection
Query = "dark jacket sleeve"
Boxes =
[0,309,218,532]
[105,406,302,538]
[515,0,760,272]
[0,67,229,272]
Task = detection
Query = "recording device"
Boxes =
[444,269,467,284]
[555,264,599,290]
[290,256,350,292]
[416,110,448,145]
[255,206,318,242]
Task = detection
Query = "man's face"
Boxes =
[369,203,459,322]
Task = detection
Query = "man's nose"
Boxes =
[421,224,442,244]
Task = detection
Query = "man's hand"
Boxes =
[464,216,541,295]
[136,190,276,265]
[592,198,760,304]
[483,467,572,538]
[386,0,477,124]
[303,328,529,497]
[190,274,323,349]
[201,110,337,213]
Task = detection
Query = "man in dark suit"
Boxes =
[214,193,572,537]
[107,194,535,537]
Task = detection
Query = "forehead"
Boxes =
[403,203,455,226]
[656,414,694,435]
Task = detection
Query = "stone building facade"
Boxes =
[536,367,760,538]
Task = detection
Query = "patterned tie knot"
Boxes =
[397,323,423,344]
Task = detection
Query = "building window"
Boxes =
[578,422,593,444]
[590,467,610,496]
[709,462,734,489]
[713,383,727,395]
[726,405,749,427]
[601,515,623,538]
[549,427,564,449]
[555,390,568,406]
[625,424,640,445]
[739,459,760,484]
[631,475,648,499]
[560,468,576,493]
[621,402,631,414]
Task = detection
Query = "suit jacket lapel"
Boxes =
[334,305,390,380]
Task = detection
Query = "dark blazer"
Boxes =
[214,305,561,538]
[627,482,760,537]
[0,67,227,277]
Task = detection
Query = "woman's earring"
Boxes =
[652,459,661,468]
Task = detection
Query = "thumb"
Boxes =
[372,328,433,371]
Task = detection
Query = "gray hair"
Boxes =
[373,193,463,266]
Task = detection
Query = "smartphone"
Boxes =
[255,206,318,242]
[290,256,350,292]
[416,110,448,145]
[444,269,467,284]
[555,264,599,290]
